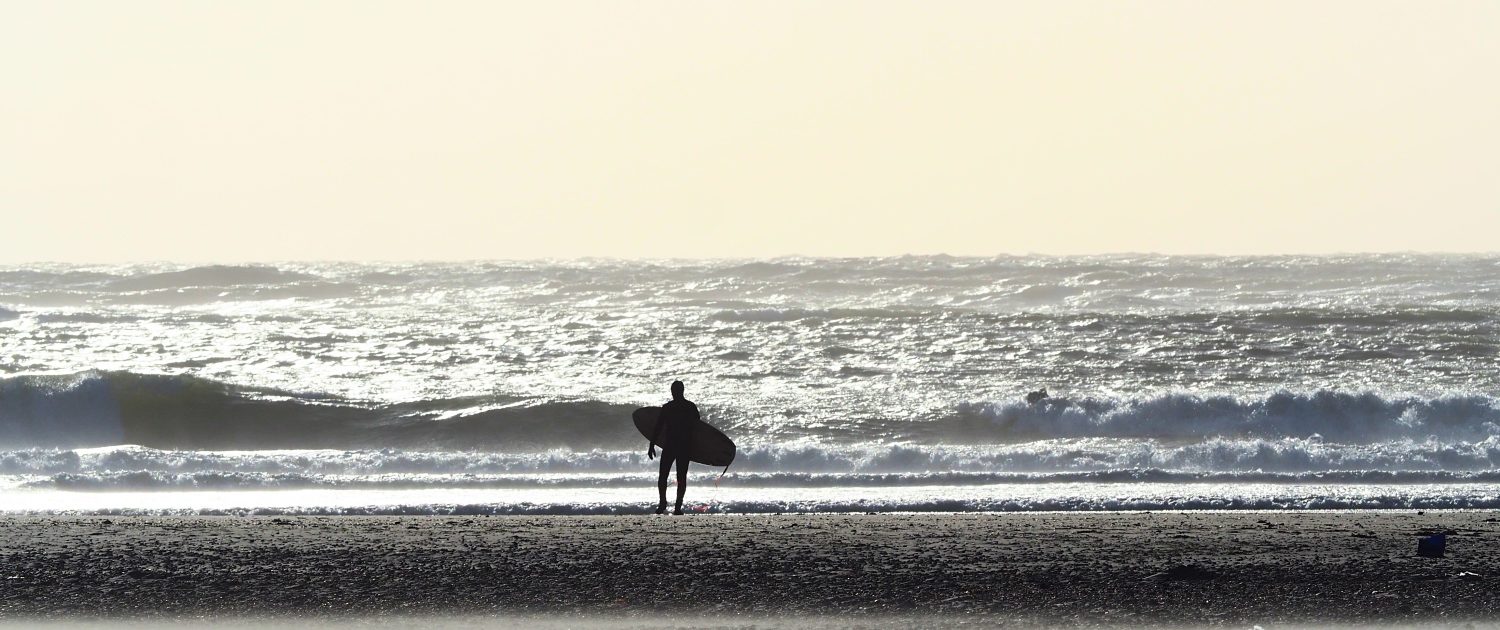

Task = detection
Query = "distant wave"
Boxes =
[709,308,922,322]
[33,312,142,324]
[101,282,361,305]
[104,265,321,291]
[6,255,1500,307]
[1248,307,1496,327]
[0,265,361,306]
[0,265,364,305]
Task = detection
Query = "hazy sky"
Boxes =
[3,1,1497,262]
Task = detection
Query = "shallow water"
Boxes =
[3,482,1500,515]
[6,618,1500,629]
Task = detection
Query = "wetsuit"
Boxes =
[653,398,700,511]
[656,398,699,464]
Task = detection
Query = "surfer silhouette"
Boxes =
[648,380,699,515]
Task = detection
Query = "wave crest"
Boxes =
[943,391,1500,443]
[0,372,638,450]
[105,265,320,291]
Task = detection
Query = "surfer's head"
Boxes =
[670,380,685,399]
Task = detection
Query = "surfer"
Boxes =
[648,380,699,515]
[1026,388,1049,405]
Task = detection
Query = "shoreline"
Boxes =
[1,512,1498,624]
[8,480,1500,515]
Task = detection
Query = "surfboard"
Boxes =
[633,406,736,467]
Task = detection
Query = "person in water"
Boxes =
[1026,388,1049,405]
[648,380,699,515]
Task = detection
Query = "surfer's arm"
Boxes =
[648,414,667,458]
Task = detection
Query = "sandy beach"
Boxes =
[0,511,1496,625]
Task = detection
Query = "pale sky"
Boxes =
[2,1,1497,262]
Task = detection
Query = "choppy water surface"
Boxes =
[1,255,1498,513]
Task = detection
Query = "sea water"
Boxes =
[1,255,1498,514]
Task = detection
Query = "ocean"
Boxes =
[1,254,1498,514]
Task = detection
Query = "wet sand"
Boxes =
[0,512,1497,625]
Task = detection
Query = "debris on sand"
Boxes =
[1417,533,1446,558]
[1145,564,1216,581]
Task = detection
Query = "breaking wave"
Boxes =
[0,372,638,450]
[4,434,1500,489]
[3,372,1500,454]
[943,391,1500,443]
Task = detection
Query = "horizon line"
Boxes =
[3,250,1499,267]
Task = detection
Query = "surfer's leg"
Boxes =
[656,452,672,513]
[673,455,690,514]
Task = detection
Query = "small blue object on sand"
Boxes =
[1417,533,1446,558]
